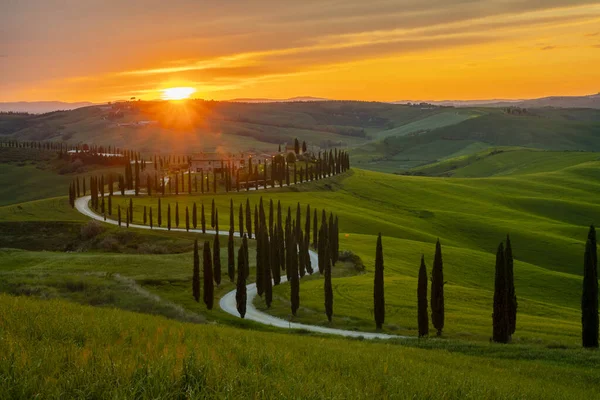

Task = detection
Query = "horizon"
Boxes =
[2,1,600,103]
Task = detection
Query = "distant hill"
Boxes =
[395,93,600,109]
[228,96,329,103]
[0,101,96,114]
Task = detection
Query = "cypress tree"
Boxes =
[213,230,221,286]
[328,213,335,264]
[304,232,314,275]
[374,233,385,330]
[418,255,429,337]
[313,208,318,248]
[108,195,112,216]
[118,206,122,227]
[129,198,133,223]
[192,202,197,229]
[185,206,190,231]
[243,234,250,279]
[149,207,153,229]
[236,245,247,318]
[201,202,206,233]
[246,198,252,239]
[239,203,244,238]
[296,202,301,239]
[305,204,311,244]
[582,225,599,348]
[175,202,180,227]
[324,243,333,322]
[290,231,300,316]
[101,196,105,215]
[203,241,214,309]
[431,239,445,336]
[254,205,259,242]
[157,198,162,226]
[211,199,215,228]
[264,228,273,308]
[143,205,147,225]
[256,225,265,296]
[493,243,510,343]
[269,199,274,234]
[228,230,235,282]
[505,235,517,337]
[271,223,281,285]
[192,239,200,302]
[167,204,171,231]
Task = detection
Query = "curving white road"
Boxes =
[75,190,405,340]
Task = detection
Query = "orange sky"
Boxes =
[2,1,600,102]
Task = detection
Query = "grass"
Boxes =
[94,157,599,345]
[1,294,599,399]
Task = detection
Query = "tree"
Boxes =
[228,230,235,282]
[290,232,300,316]
[256,225,265,297]
[313,208,318,248]
[192,202,197,229]
[236,245,247,318]
[286,152,296,164]
[201,203,206,233]
[143,206,147,225]
[118,205,122,227]
[431,239,445,336]
[324,243,333,322]
[493,243,510,343]
[167,203,171,231]
[129,198,133,223]
[243,234,250,279]
[264,228,273,308]
[211,199,215,228]
[229,199,234,235]
[175,202,180,227]
[505,235,517,337]
[271,223,281,285]
[239,203,244,238]
[158,198,162,226]
[203,241,214,309]
[582,225,599,348]
[185,206,190,231]
[213,230,221,286]
[246,198,252,239]
[294,138,300,155]
[418,255,429,337]
[302,140,307,154]
[374,233,385,330]
[192,239,200,302]
[149,207,153,229]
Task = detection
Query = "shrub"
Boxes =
[80,220,104,240]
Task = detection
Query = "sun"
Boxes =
[161,87,196,100]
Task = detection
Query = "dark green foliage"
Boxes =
[211,199,215,228]
[167,204,171,231]
[290,231,300,316]
[304,232,313,275]
[192,239,200,302]
[271,224,281,285]
[582,225,599,348]
[228,231,235,282]
[201,203,206,234]
[374,233,385,330]
[505,235,517,336]
[493,243,510,344]
[229,199,234,235]
[318,225,326,274]
[246,198,252,239]
[243,234,250,279]
[254,205,258,243]
[129,198,133,223]
[264,228,273,308]
[192,202,197,229]
[203,241,214,309]
[213,209,221,285]
[239,203,244,238]
[149,207,153,229]
[175,202,179,228]
[431,239,445,336]
[157,198,161,226]
[256,224,265,297]
[418,255,429,337]
[313,208,318,248]
[118,205,121,227]
[324,243,333,322]
[108,195,112,216]
[296,203,301,239]
[269,199,274,234]
[236,245,247,318]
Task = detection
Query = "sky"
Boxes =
[1,0,600,102]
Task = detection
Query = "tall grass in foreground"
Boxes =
[1,295,599,399]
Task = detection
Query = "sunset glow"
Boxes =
[161,87,196,101]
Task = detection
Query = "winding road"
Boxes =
[75,191,404,340]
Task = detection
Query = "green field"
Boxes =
[1,294,599,399]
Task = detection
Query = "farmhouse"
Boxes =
[190,152,246,173]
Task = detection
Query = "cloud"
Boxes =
[541,46,556,50]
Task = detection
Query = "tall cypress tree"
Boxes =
[374,233,385,330]
[236,245,247,318]
[246,198,252,239]
[418,255,429,337]
[256,225,265,296]
[203,241,214,309]
[192,202,197,229]
[505,235,517,337]
[324,243,333,322]
[271,223,281,285]
[254,205,259,243]
[304,231,313,275]
[239,203,244,238]
[201,202,206,233]
[582,225,599,348]
[211,199,215,228]
[157,198,162,226]
[228,230,235,282]
[167,203,171,231]
[313,208,318,248]
[431,239,445,336]
[229,199,234,235]
[192,239,200,302]
[295,202,301,239]
[129,198,133,223]
[269,199,274,235]
[175,202,180,227]
[493,243,510,343]
[243,234,250,279]
[213,231,221,286]
[118,205,122,226]
[149,207,153,229]
[185,206,190,231]
[264,228,273,308]
[290,231,300,316]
